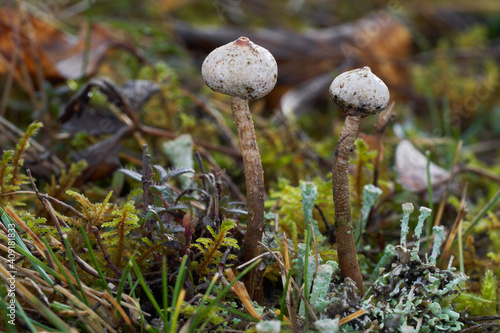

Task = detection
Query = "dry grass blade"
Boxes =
[309,219,319,280]
[6,205,79,286]
[282,233,297,331]
[434,140,463,228]
[338,308,368,326]
[439,182,468,268]
[103,290,133,327]
[258,241,318,322]
[0,263,75,332]
[225,268,262,320]
[54,285,118,332]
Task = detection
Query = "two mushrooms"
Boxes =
[201,37,390,295]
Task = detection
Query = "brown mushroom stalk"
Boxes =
[331,115,364,292]
[230,96,265,272]
[201,37,277,301]
[329,67,390,294]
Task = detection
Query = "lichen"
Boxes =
[362,203,468,332]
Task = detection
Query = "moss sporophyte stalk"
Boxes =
[201,37,278,301]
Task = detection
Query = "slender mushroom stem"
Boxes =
[231,96,265,298]
[332,115,364,293]
[201,36,277,302]
[329,66,389,294]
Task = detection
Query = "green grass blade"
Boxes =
[78,225,112,294]
[0,232,62,284]
[215,302,258,322]
[41,237,85,304]
[63,236,89,307]
[130,258,163,317]
[442,96,454,168]
[425,150,434,248]
[116,260,133,305]
[163,256,169,333]
[15,302,38,332]
[0,211,54,284]
[462,189,500,239]
[303,221,312,329]
[189,273,220,333]
[170,289,185,333]
[171,255,188,326]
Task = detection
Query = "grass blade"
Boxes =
[78,225,112,294]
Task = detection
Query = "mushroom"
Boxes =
[329,66,390,293]
[201,37,278,299]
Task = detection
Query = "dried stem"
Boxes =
[332,115,364,293]
[141,144,152,212]
[231,96,265,301]
[91,226,122,276]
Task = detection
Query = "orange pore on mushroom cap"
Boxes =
[201,36,278,100]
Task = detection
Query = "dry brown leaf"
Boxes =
[395,140,450,194]
[0,8,141,81]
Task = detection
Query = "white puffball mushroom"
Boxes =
[329,66,389,117]
[201,36,278,100]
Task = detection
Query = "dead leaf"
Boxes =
[0,8,142,81]
[71,126,134,182]
[61,107,126,136]
[60,77,141,124]
[120,80,160,111]
[395,140,450,195]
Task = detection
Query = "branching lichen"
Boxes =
[362,203,468,332]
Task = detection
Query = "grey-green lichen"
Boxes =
[400,202,414,248]
[302,182,321,240]
[315,318,340,333]
[410,206,432,261]
[255,319,281,333]
[309,264,334,312]
[429,226,445,265]
[261,202,467,332]
[162,134,194,190]
[356,184,383,247]
[361,203,467,332]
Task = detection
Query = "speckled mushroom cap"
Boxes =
[201,37,278,100]
[329,66,389,117]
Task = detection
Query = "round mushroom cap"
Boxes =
[201,37,278,100]
[329,67,389,117]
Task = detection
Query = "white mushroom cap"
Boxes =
[329,66,389,117]
[201,37,278,100]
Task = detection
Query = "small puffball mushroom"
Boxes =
[202,36,277,100]
[329,66,390,294]
[329,66,389,117]
[201,37,277,301]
